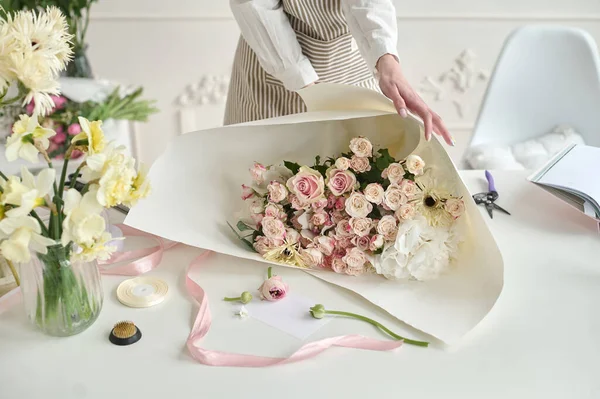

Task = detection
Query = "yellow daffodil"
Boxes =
[5,115,56,163]
[1,167,56,217]
[72,117,106,155]
[0,216,55,263]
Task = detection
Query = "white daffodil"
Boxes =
[124,164,151,207]
[72,117,106,155]
[72,232,118,263]
[61,186,105,247]
[1,167,55,217]
[6,115,56,163]
[0,216,55,263]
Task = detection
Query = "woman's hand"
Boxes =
[377,54,454,146]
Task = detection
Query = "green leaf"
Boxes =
[373,247,384,255]
[236,220,253,232]
[368,206,382,220]
[376,156,390,171]
[315,155,321,166]
[227,222,258,253]
[314,164,328,177]
[283,161,300,175]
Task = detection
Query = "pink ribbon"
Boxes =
[0,225,404,366]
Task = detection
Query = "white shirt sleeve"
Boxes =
[229,0,319,91]
[341,0,400,72]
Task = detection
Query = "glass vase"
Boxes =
[64,45,94,78]
[19,245,103,337]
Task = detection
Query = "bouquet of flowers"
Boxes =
[233,136,465,281]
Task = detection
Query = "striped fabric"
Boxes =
[223,0,379,125]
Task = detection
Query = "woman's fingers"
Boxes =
[381,82,408,118]
[432,112,454,146]
[406,96,433,141]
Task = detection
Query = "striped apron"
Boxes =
[223,0,379,125]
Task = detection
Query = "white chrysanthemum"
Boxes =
[5,114,56,162]
[0,216,56,263]
[1,167,56,217]
[61,186,106,247]
[374,215,462,281]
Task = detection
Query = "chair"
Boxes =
[467,25,600,152]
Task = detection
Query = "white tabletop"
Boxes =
[1,170,599,399]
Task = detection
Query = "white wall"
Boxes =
[86,0,600,164]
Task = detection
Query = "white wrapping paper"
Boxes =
[125,84,503,343]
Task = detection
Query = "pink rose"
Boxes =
[405,154,425,175]
[345,192,373,218]
[250,162,267,184]
[300,247,324,268]
[335,197,346,210]
[334,157,350,170]
[331,257,348,274]
[265,203,286,220]
[247,196,265,214]
[251,213,264,227]
[352,235,371,251]
[396,203,416,220]
[399,179,419,198]
[312,198,328,210]
[382,163,405,184]
[314,235,336,256]
[258,275,288,301]
[286,166,325,204]
[253,236,282,255]
[310,211,328,227]
[51,131,66,144]
[241,184,254,200]
[330,210,345,224]
[350,156,371,173]
[67,123,82,136]
[383,184,408,211]
[286,228,300,244]
[349,217,372,237]
[363,183,384,204]
[444,198,465,219]
[267,181,288,203]
[326,168,356,196]
[335,219,354,237]
[342,247,368,276]
[261,216,286,241]
[335,236,354,249]
[349,137,373,158]
[377,215,398,241]
[289,195,309,211]
[327,194,337,209]
[369,234,384,251]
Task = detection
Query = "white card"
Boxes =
[245,294,330,340]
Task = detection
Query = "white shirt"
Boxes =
[230,0,399,91]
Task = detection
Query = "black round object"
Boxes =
[109,327,142,346]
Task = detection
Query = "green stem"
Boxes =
[51,212,60,241]
[69,163,86,189]
[30,210,50,236]
[0,170,7,181]
[223,297,242,302]
[267,266,272,279]
[6,259,20,286]
[325,310,429,347]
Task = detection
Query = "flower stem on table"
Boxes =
[309,304,429,347]
[223,291,253,304]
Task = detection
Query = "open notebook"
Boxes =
[528,144,600,220]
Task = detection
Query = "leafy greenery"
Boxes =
[83,87,158,122]
[227,222,257,253]
[284,161,300,175]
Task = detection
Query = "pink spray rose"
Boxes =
[363,183,385,204]
[444,198,465,219]
[342,247,368,276]
[258,272,289,301]
[289,195,308,210]
[349,217,372,237]
[251,213,264,227]
[383,184,408,211]
[382,163,405,184]
[267,181,288,203]
[261,216,286,241]
[250,162,267,184]
[310,211,328,227]
[314,235,336,256]
[300,247,324,268]
[396,203,417,220]
[377,215,398,241]
[345,192,373,218]
[349,137,373,158]
[312,198,328,210]
[286,166,325,204]
[67,123,82,136]
[253,236,281,255]
[264,203,286,220]
[369,234,385,251]
[350,156,371,173]
[399,179,419,198]
[335,197,346,210]
[331,256,348,274]
[286,228,301,244]
[241,184,254,200]
[335,157,350,170]
[335,219,354,237]
[352,235,371,251]
[405,154,425,175]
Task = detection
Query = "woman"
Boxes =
[225,0,453,146]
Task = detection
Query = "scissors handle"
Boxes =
[485,170,496,193]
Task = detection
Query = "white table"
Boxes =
[1,170,599,399]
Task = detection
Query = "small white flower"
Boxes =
[0,216,55,263]
[5,114,56,163]
[1,167,55,217]
[237,306,249,318]
[62,186,106,247]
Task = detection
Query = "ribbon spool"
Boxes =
[116,276,168,308]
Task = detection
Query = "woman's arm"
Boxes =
[342,0,453,145]
[229,0,318,91]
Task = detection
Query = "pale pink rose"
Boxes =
[311,211,328,226]
[399,179,419,198]
[331,257,348,274]
[247,196,265,214]
[382,163,405,184]
[314,236,336,256]
[377,215,398,240]
[67,123,81,136]
[396,203,417,220]
[326,168,356,196]
[253,236,281,255]
[363,183,384,204]
[286,229,301,244]
[349,137,373,158]
[267,181,288,203]
[300,247,324,268]
[352,235,371,251]
[383,184,408,211]
[250,162,267,184]
[312,198,328,210]
[349,217,372,237]
[405,154,425,175]
[330,210,345,224]
[335,197,346,210]
[369,234,384,251]
[342,247,367,276]
[345,192,373,218]
[445,198,465,219]
[350,156,371,173]
[258,275,288,301]
[335,236,354,249]
[251,213,264,226]
[335,157,350,170]
[265,203,286,220]
[261,216,286,241]
[335,219,354,237]
[286,166,325,204]
[289,195,309,210]
[51,131,67,144]
[327,194,337,209]
[241,184,254,200]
